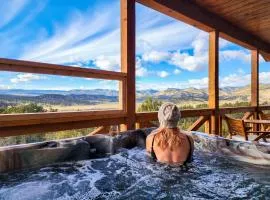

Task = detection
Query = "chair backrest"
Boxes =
[224,115,246,137]
[259,112,270,130]
[259,112,270,120]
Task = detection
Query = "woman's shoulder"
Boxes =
[180,130,193,140]
[146,129,159,152]
[147,129,159,138]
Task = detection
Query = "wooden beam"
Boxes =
[136,0,270,55]
[242,112,254,120]
[0,110,126,128]
[219,106,256,115]
[135,121,156,129]
[136,109,213,122]
[88,126,112,136]
[187,116,209,131]
[251,49,259,131]
[120,0,136,130]
[258,106,270,111]
[251,50,259,107]
[209,30,219,135]
[204,120,211,134]
[0,58,126,81]
[0,117,126,137]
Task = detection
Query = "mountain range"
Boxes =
[0,84,269,105]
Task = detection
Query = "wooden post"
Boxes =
[120,0,136,130]
[208,30,219,135]
[204,120,211,134]
[251,49,259,131]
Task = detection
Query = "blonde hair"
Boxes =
[154,127,185,151]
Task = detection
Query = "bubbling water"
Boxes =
[0,148,269,200]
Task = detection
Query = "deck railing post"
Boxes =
[120,0,136,131]
[251,49,259,131]
[208,30,220,135]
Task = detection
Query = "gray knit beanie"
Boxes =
[158,102,181,128]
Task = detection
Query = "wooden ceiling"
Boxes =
[136,0,270,61]
[195,0,270,45]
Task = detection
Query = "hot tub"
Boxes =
[0,128,269,199]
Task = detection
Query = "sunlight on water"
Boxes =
[0,148,269,200]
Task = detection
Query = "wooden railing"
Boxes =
[1,57,270,138]
[135,106,270,137]
[0,57,127,137]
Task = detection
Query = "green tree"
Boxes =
[137,97,163,112]
[1,103,46,114]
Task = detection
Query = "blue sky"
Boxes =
[0,0,269,91]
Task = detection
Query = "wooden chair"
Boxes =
[224,115,249,141]
[224,115,270,142]
[259,112,270,131]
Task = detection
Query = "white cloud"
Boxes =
[259,72,270,84]
[220,50,250,63]
[0,0,29,28]
[168,32,208,71]
[93,55,120,71]
[140,32,209,72]
[157,71,169,78]
[142,51,170,63]
[136,71,270,90]
[173,69,181,75]
[136,57,149,77]
[0,85,11,89]
[10,73,46,83]
[140,32,253,73]
[169,51,208,71]
[10,1,200,66]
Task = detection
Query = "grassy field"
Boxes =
[44,102,120,112]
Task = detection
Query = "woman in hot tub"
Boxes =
[146,103,194,165]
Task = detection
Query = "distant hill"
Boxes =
[0,84,269,106]
[0,89,118,97]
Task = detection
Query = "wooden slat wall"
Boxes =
[194,0,270,45]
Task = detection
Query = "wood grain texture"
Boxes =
[251,50,259,107]
[0,58,126,81]
[136,109,213,122]
[0,117,126,137]
[251,50,259,131]
[187,116,209,131]
[121,0,136,130]
[209,30,219,135]
[224,115,248,140]
[0,110,126,127]
[195,0,270,44]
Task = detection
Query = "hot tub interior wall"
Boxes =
[1,128,270,173]
[0,128,153,173]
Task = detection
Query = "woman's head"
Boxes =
[158,102,181,128]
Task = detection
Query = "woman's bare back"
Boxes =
[146,130,194,164]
